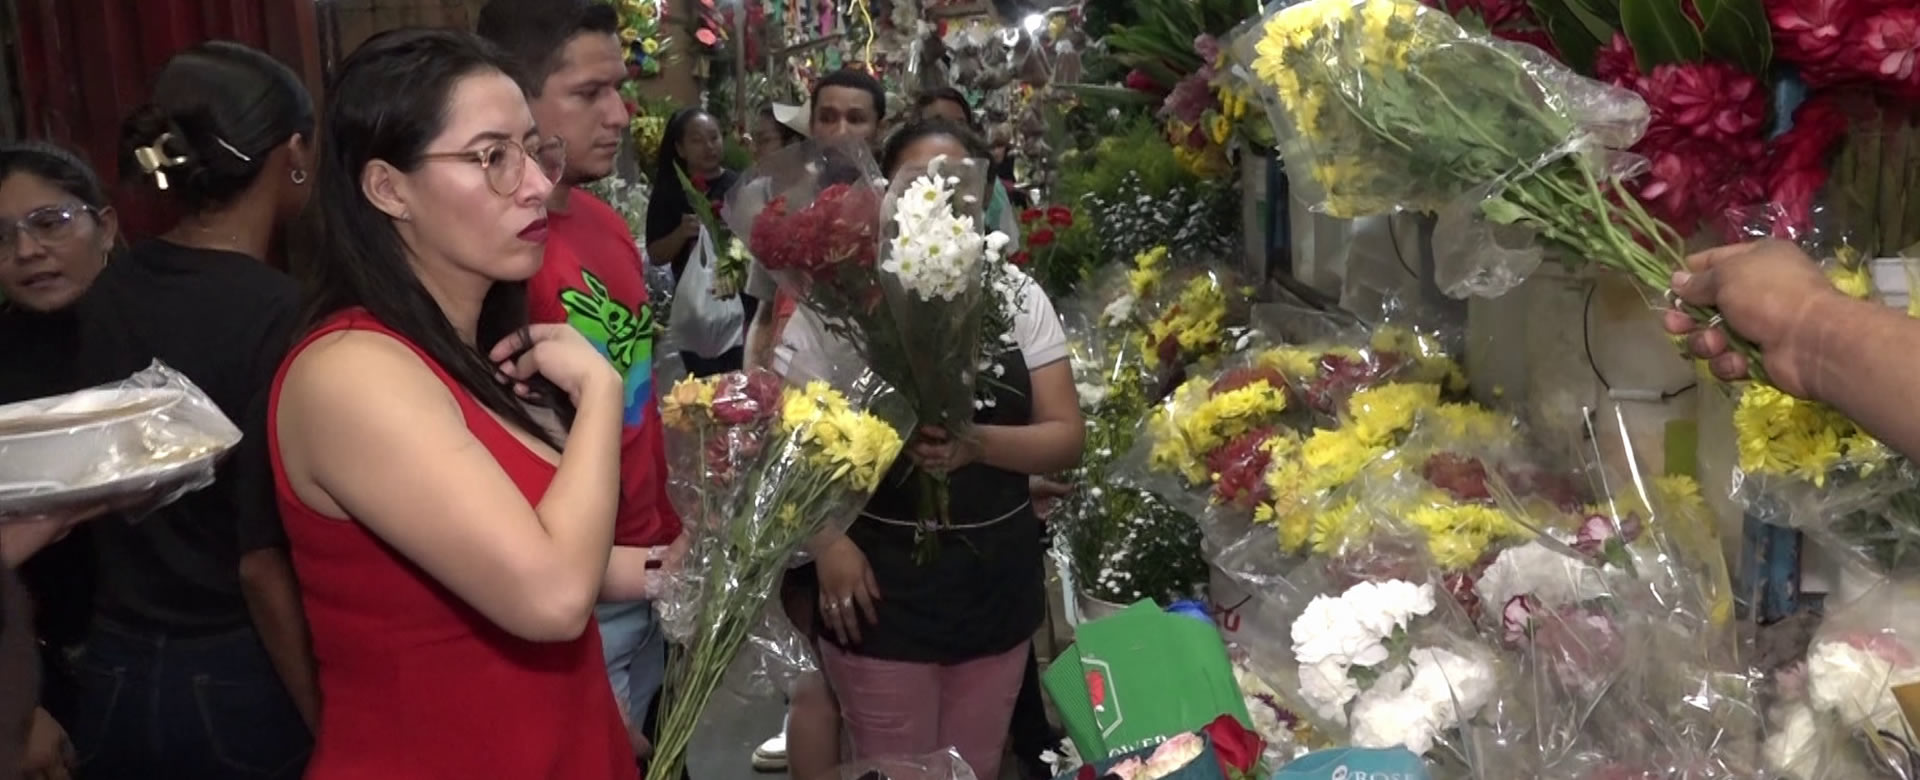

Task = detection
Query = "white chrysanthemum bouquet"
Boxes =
[869,154,1017,533]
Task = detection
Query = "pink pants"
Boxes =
[819,639,1032,780]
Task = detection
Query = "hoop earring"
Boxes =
[290,169,308,185]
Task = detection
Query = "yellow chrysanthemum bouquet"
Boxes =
[649,368,910,780]
[1725,248,1920,576]
[1236,0,1765,376]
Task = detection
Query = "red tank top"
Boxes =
[269,309,633,779]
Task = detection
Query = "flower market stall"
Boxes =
[556,0,1920,775]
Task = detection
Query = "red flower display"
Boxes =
[1768,0,1858,67]
[1029,228,1056,247]
[1854,6,1920,85]
[1642,62,1769,143]
[1019,207,1045,224]
[1009,249,1032,266]
[1046,205,1074,228]
[1593,33,1642,88]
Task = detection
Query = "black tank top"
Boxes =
[821,348,1046,663]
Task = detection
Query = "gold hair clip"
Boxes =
[133,133,188,190]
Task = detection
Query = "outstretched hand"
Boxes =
[1661,240,1844,397]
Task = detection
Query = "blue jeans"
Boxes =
[597,599,666,728]
[59,620,310,779]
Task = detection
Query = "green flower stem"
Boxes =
[646,427,849,780]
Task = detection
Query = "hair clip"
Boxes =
[133,133,188,191]
[214,136,252,162]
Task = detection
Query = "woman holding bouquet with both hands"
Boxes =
[773,119,1084,779]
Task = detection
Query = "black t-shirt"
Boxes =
[645,167,740,280]
[4,240,300,635]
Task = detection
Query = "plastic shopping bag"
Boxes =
[667,225,745,359]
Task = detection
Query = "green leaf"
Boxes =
[1528,0,1610,73]
[1481,195,1530,225]
[673,164,729,246]
[1564,0,1622,40]
[1618,0,1704,69]
[1696,0,1772,76]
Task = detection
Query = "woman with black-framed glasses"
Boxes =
[267,28,630,777]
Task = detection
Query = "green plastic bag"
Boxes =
[1044,600,1252,761]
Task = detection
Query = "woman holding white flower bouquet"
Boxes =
[773,120,1084,780]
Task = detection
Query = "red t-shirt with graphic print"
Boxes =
[528,189,681,548]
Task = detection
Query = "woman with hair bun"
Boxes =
[29,39,320,779]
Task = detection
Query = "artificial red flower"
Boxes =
[1124,68,1166,95]
[1593,33,1641,88]
[1019,207,1045,225]
[1636,140,1723,227]
[1852,6,1920,83]
[1009,249,1032,266]
[1046,205,1074,227]
[1028,228,1056,247]
[1768,0,1860,68]
[1640,62,1768,143]
[1200,714,1264,774]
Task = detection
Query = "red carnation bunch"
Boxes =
[1206,427,1282,508]
[1009,204,1071,267]
[746,183,881,278]
[1300,350,1406,416]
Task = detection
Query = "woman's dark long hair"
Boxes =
[301,28,564,449]
[118,41,313,213]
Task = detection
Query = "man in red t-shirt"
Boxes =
[478,0,681,755]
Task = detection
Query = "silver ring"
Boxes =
[824,601,841,612]
[1704,313,1724,329]
[839,597,854,610]
[1664,289,1683,309]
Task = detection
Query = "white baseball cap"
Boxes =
[771,102,810,138]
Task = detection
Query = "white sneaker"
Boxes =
[751,732,788,772]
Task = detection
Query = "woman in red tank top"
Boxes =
[266,29,632,778]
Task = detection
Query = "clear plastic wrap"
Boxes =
[1762,577,1920,779]
[731,141,1013,529]
[646,365,913,780]
[1233,0,1742,345]
[1719,209,1920,588]
[1206,394,1758,776]
[832,748,977,780]
[0,360,241,522]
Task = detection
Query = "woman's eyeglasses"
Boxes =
[419,137,567,196]
[1,204,96,259]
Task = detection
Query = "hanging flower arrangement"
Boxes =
[617,0,672,79]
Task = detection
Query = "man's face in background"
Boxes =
[529,32,631,184]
